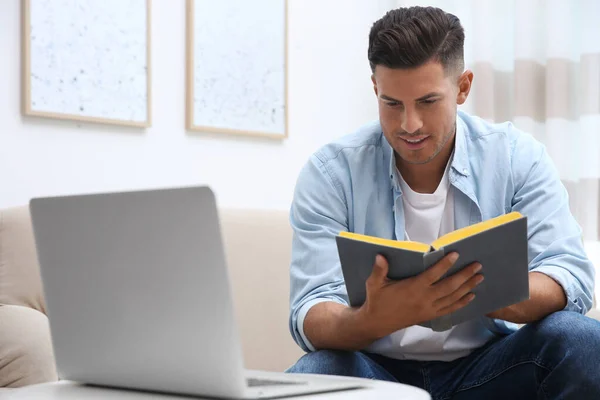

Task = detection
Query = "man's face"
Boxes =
[372,61,470,165]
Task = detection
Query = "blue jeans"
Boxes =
[286,311,600,399]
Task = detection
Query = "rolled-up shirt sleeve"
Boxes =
[288,154,350,352]
[488,129,595,333]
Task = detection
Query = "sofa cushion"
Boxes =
[220,209,305,372]
[0,206,46,313]
[0,305,58,387]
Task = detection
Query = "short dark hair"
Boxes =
[368,6,465,74]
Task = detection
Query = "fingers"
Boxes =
[366,255,389,287]
[431,262,482,298]
[436,292,476,316]
[420,252,460,285]
[433,272,484,310]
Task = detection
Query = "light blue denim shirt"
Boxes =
[289,110,595,353]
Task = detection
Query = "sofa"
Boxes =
[0,205,305,388]
[1,204,599,389]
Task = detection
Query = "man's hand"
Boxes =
[357,252,484,340]
[485,272,567,323]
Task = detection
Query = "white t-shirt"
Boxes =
[365,158,495,361]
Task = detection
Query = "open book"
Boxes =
[335,212,530,332]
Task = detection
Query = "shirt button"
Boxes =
[463,169,468,174]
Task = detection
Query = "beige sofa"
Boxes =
[1,205,599,389]
[0,205,304,388]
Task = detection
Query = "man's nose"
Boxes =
[401,109,423,134]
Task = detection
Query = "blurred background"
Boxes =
[1,0,598,280]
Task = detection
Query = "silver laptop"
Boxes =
[29,186,363,399]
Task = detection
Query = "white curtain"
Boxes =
[395,0,600,241]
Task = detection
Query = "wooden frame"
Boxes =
[22,0,152,128]
[186,0,288,139]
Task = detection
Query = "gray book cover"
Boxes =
[336,216,529,332]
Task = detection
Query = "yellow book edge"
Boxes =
[339,211,523,252]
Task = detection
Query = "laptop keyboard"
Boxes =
[247,378,306,387]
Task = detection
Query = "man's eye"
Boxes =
[386,101,400,107]
[420,99,437,105]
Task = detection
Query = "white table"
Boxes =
[3,375,430,400]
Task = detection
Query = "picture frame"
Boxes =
[186,0,288,139]
[22,0,152,128]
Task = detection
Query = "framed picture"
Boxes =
[22,0,152,128]
[186,0,288,139]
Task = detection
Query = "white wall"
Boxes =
[0,0,395,210]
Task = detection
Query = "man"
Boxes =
[286,6,600,399]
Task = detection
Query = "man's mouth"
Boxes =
[399,135,430,150]
[402,137,428,144]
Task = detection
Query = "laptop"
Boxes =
[29,186,364,399]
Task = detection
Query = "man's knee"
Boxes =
[286,350,368,377]
[531,311,600,355]
[523,311,600,392]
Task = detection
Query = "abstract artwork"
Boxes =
[186,0,287,139]
[23,0,151,127]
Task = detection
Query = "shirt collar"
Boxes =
[451,113,470,178]
[382,131,402,193]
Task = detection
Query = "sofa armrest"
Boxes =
[0,305,58,388]
[0,206,47,313]
[587,307,600,322]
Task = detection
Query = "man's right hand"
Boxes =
[357,253,484,340]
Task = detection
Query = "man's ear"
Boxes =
[371,74,378,96]
[456,69,473,105]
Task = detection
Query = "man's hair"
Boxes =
[368,6,465,74]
